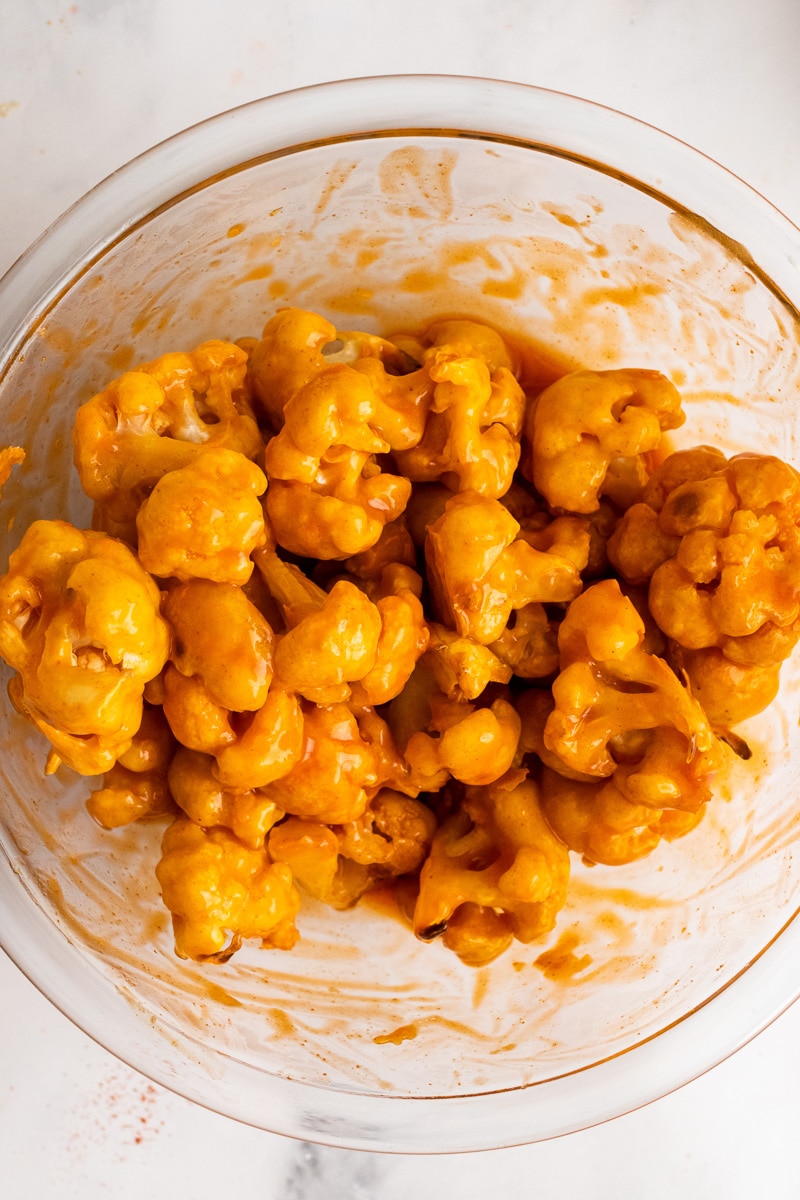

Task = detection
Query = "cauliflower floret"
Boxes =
[672,646,782,731]
[544,579,717,780]
[425,492,586,645]
[115,702,176,773]
[264,702,379,825]
[395,319,527,499]
[167,746,284,848]
[257,549,426,706]
[0,520,169,774]
[488,602,560,679]
[540,768,702,867]
[609,449,800,725]
[136,448,267,583]
[390,655,520,793]
[336,788,437,877]
[650,487,800,647]
[268,789,435,911]
[264,420,411,561]
[314,321,432,450]
[86,762,175,829]
[248,308,339,428]
[253,309,432,559]
[436,904,519,967]
[523,368,684,513]
[86,705,176,828]
[160,664,235,755]
[212,689,305,790]
[348,588,430,706]
[413,776,569,963]
[73,340,263,540]
[341,517,424,602]
[158,651,304,791]
[538,579,724,863]
[156,816,300,961]
[333,523,430,705]
[642,444,729,510]
[606,446,731,585]
[351,704,423,799]
[248,307,431,444]
[268,817,371,910]
[260,551,381,703]
[605,501,682,586]
[424,622,513,702]
[403,686,522,789]
[161,579,274,712]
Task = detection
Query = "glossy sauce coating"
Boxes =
[2,306,800,968]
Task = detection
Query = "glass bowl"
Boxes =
[2,75,800,1153]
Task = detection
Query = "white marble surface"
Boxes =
[3,0,800,1195]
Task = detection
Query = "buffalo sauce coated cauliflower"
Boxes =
[5,302,800,969]
[136,448,268,583]
[87,762,174,829]
[155,817,301,962]
[347,587,429,707]
[413,776,570,965]
[336,788,437,878]
[257,547,428,709]
[423,622,513,702]
[268,789,436,911]
[154,570,305,791]
[425,492,586,644]
[404,692,522,789]
[539,768,703,868]
[252,308,431,558]
[212,690,305,790]
[249,307,432,445]
[248,308,340,427]
[263,701,380,825]
[395,320,527,499]
[0,520,169,774]
[257,550,382,703]
[262,369,412,559]
[268,816,373,910]
[158,651,304,789]
[537,579,724,864]
[340,525,430,707]
[609,449,800,725]
[167,746,284,849]
[86,705,176,828]
[524,368,684,513]
[161,579,274,713]
[73,340,263,540]
[387,659,522,790]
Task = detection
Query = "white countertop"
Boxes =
[3,1,800,1196]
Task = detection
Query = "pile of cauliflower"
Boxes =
[1,308,798,967]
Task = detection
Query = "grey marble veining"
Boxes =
[281,1143,384,1200]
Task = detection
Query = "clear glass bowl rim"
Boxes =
[2,73,800,1153]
